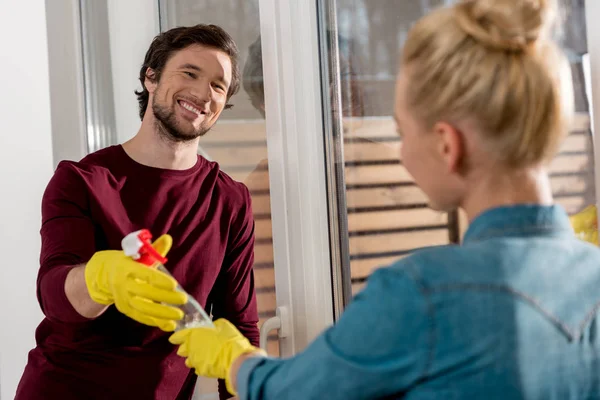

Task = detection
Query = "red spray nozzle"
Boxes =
[121,229,167,267]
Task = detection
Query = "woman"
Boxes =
[170,0,600,398]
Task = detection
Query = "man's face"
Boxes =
[146,44,233,142]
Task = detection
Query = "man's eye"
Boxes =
[184,72,196,78]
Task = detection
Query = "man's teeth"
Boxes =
[181,101,202,115]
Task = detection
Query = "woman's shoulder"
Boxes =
[379,243,492,290]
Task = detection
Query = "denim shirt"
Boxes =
[237,205,600,399]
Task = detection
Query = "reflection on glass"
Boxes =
[160,0,277,397]
[326,0,595,295]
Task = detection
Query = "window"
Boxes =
[320,0,596,300]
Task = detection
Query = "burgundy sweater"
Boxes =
[15,145,259,400]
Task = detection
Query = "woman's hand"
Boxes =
[169,319,266,395]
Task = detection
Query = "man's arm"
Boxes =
[210,186,260,399]
[37,163,105,322]
[64,265,108,318]
[211,186,260,343]
[40,163,185,328]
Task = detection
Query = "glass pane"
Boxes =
[160,0,278,397]
[322,0,596,297]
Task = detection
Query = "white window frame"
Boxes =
[45,0,87,166]
[257,0,335,355]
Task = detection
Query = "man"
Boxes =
[15,24,259,400]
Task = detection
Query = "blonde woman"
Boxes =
[169,0,600,398]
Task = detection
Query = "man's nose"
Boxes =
[190,79,211,103]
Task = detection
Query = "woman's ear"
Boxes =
[433,121,464,174]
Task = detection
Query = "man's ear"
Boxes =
[144,68,158,94]
[433,121,464,174]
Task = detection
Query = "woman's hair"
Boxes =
[402,0,574,168]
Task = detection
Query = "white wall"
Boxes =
[0,0,53,398]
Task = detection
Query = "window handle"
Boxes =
[259,306,290,351]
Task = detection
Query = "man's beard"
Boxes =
[152,97,212,143]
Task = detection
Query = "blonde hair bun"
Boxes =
[454,0,556,52]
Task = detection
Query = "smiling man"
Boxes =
[15,25,258,400]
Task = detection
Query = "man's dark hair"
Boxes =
[135,24,240,120]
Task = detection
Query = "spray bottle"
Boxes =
[121,229,214,330]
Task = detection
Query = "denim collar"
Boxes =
[463,204,573,244]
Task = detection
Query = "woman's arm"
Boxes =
[233,267,432,399]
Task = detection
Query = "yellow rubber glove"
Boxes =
[85,234,187,331]
[570,205,599,246]
[169,319,266,395]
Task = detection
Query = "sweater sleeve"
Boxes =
[37,162,97,323]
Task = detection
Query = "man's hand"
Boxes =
[169,319,266,395]
[84,234,187,331]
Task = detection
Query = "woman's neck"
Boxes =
[460,167,554,222]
